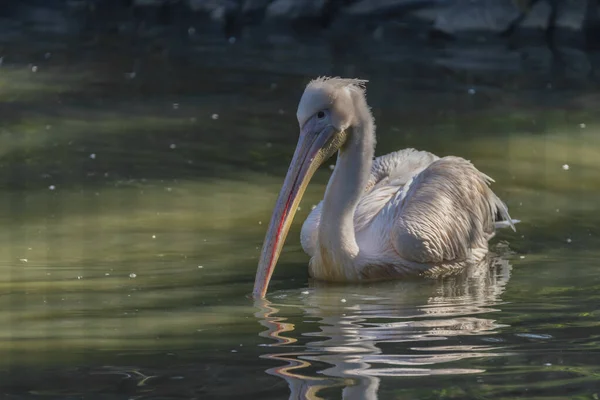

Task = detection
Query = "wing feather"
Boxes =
[355,148,439,230]
[389,156,514,265]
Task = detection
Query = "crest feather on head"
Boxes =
[307,76,369,96]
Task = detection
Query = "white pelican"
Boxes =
[253,77,517,298]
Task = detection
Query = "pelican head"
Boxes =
[253,77,369,298]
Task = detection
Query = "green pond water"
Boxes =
[0,34,599,399]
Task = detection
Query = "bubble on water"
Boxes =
[230,349,238,353]
[77,276,82,280]
[258,221,262,225]
[129,273,137,278]
[89,153,96,159]
[105,273,110,276]
[228,37,236,44]
[311,205,317,210]
[152,235,156,239]
[198,265,203,269]
[45,125,52,130]
[340,298,347,303]
[173,103,179,110]
[329,165,335,170]
[580,123,586,128]
[188,27,196,35]
[211,114,219,120]
[467,88,476,95]
[48,185,56,190]
[519,256,525,259]
[562,164,569,170]
[301,291,309,295]
[566,238,572,243]
[19,258,28,263]
[297,207,301,211]
[31,65,38,72]
[170,143,176,149]
[266,142,273,148]
[544,363,552,366]
[556,209,560,213]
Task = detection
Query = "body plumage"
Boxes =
[301,148,514,282]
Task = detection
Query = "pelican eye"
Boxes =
[317,111,325,119]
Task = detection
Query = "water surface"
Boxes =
[0,32,599,399]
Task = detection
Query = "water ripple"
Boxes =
[254,255,515,398]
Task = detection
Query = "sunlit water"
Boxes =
[1,31,599,399]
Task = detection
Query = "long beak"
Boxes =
[253,123,339,298]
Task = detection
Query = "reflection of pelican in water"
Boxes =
[255,252,513,400]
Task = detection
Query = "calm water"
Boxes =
[1,31,600,399]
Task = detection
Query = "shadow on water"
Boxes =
[255,252,513,399]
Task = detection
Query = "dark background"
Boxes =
[1,1,599,52]
[2,0,600,87]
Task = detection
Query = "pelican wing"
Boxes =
[389,156,514,265]
[366,148,439,192]
[354,148,439,232]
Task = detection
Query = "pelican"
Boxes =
[253,77,517,298]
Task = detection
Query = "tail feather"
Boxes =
[494,219,520,230]
[493,196,517,232]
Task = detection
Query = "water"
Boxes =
[1,31,600,399]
